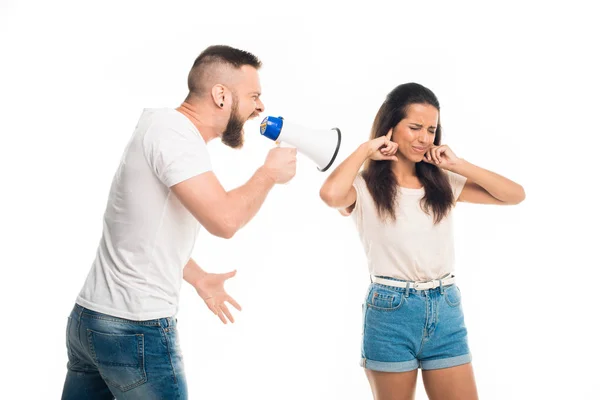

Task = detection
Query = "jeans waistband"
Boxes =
[71,304,176,328]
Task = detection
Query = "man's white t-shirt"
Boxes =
[351,171,467,282]
[76,108,211,321]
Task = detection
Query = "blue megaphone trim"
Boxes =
[260,116,284,141]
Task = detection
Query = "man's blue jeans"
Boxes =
[61,304,187,399]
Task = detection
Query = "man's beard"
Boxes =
[221,96,245,149]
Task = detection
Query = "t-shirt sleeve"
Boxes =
[446,170,467,201]
[142,122,212,188]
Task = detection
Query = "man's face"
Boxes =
[221,66,264,149]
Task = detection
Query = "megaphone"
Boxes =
[259,116,342,172]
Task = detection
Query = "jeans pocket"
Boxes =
[444,285,462,307]
[87,330,147,392]
[366,285,405,311]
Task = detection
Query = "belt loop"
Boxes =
[438,278,445,295]
[404,282,410,298]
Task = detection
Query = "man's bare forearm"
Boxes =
[222,166,276,234]
[183,258,207,288]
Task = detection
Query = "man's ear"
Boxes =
[211,84,226,108]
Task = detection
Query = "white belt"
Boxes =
[371,275,456,290]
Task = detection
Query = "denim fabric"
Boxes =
[62,304,186,399]
[361,279,472,372]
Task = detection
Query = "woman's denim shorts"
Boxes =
[360,277,472,372]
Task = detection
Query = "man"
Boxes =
[61,45,297,399]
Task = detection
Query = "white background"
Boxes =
[1,1,599,399]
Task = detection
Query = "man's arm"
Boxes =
[171,147,296,239]
[172,167,274,238]
[183,258,208,287]
[183,258,241,324]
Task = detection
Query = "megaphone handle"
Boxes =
[275,141,296,149]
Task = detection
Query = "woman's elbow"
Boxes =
[319,186,341,207]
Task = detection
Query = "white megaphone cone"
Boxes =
[259,116,342,172]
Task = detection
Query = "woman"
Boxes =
[320,82,525,400]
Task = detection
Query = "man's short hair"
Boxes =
[187,45,262,96]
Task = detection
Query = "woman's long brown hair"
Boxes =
[362,83,453,224]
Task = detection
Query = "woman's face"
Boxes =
[392,103,439,163]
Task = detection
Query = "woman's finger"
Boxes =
[433,147,441,164]
[436,146,445,164]
[424,150,432,162]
